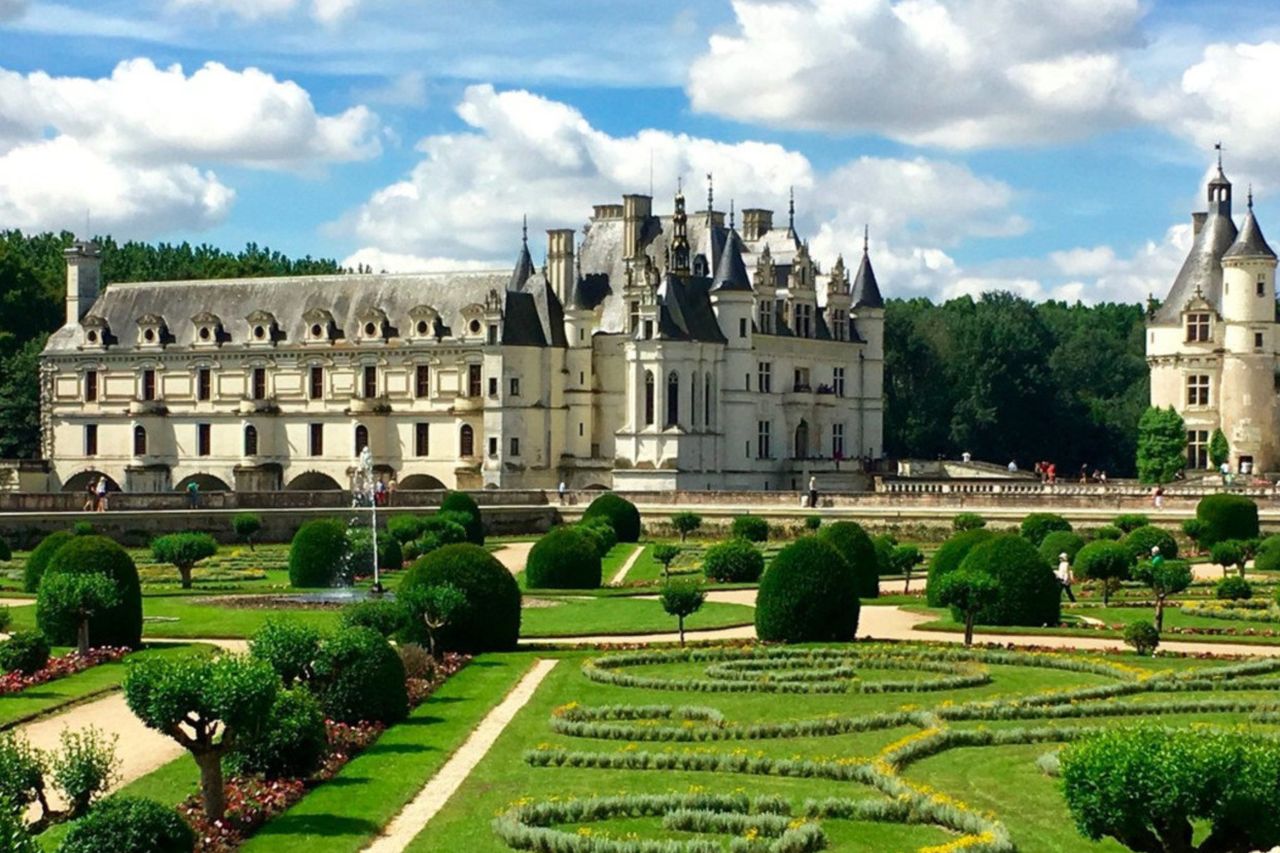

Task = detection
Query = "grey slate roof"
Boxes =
[1224,208,1276,260]
[851,252,884,309]
[508,241,535,292]
[710,230,752,292]
[655,274,728,344]
[1153,211,1238,323]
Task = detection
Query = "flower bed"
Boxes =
[0,646,128,696]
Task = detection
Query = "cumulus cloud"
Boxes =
[686,0,1145,148]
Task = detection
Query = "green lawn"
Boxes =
[520,597,754,638]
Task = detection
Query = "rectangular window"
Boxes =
[488,377,498,397]
[468,364,482,397]
[197,423,211,456]
[309,366,324,400]
[362,365,377,399]
[309,423,324,456]
[833,367,846,397]
[643,319,654,340]
[509,377,520,397]
[414,422,429,457]
[629,301,640,333]
[1259,279,1266,297]
[793,367,810,391]
[197,368,211,401]
[142,369,156,401]
[1187,429,1209,469]
[757,361,772,393]
[757,420,772,459]
[739,317,748,338]
[1186,374,1210,406]
[487,324,498,345]
[1185,312,1211,342]
[832,423,845,458]
[832,309,845,342]
[84,424,97,456]
[488,436,498,456]
[759,303,773,334]
[795,303,813,338]
[84,370,97,402]
[412,365,428,399]
[252,367,266,401]
[510,437,520,456]
[1257,332,1265,350]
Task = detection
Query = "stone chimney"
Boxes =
[742,208,773,241]
[622,194,652,260]
[547,229,575,304]
[64,241,101,325]
[1192,211,1207,239]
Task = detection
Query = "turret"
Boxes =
[1221,190,1277,325]
[64,240,101,325]
[669,186,690,276]
[710,229,753,349]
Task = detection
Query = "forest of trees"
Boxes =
[0,231,1150,474]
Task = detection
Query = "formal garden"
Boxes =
[3,490,1280,851]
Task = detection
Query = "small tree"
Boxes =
[232,513,263,551]
[1135,405,1187,483]
[670,512,702,542]
[934,568,999,646]
[0,732,49,822]
[50,727,119,818]
[123,654,277,822]
[1181,518,1207,556]
[400,583,466,659]
[660,580,705,647]
[952,512,986,532]
[1123,620,1160,656]
[1211,539,1246,578]
[891,545,924,593]
[1073,541,1132,607]
[652,544,682,582]
[804,515,822,531]
[37,573,120,655]
[150,533,219,589]
[249,619,321,686]
[1135,559,1192,632]
[1209,427,1230,468]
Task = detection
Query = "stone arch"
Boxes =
[285,471,344,491]
[61,470,120,493]
[174,473,232,492]
[794,419,810,459]
[398,473,447,490]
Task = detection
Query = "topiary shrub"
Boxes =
[229,687,327,780]
[288,519,350,588]
[1072,540,1132,606]
[1038,531,1086,568]
[671,511,703,541]
[582,494,641,543]
[702,539,765,583]
[37,536,142,648]
[428,513,472,544]
[925,528,995,606]
[1020,513,1072,547]
[248,620,321,687]
[957,534,1061,627]
[0,631,50,675]
[1123,620,1160,656]
[313,626,407,725]
[526,527,602,589]
[23,530,73,594]
[755,538,859,643]
[871,534,896,577]
[952,512,986,532]
[345,529,403,577]
[575,518,617,559]
[1122,525,1178,562]
[57,796,194,853]
[0,538,10,562]
[1210,540,1246,577]
[1113,514,1151,534]
[1196,493,1260,548]
[1216,576,1254,601]
[340,598,407,637]
[386,515,428,544]
[440,491,485,545]
[149,533,218,589]
[1092,525,1123,541]
[71,522,95,537]
[730,515,770,543]
[231,513,262,550]
[817,522,879,599]
[400,544,520,652]
[1255,534,1280,572]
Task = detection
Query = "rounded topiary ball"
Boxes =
[440,491,485,545]
[957,534,1061,627]
[817,522,880,599]
[1255,534,1280,572]
[229,687,328,780]
[582,493,641,543]
[37,535,142,648]
[58,796,194,853]
[1020,513,1073,547]
[1122,525,1178,562]
[288,519,350,588]
[526,527,602,589]
[1216,577,1253,601]
[702,539,764,583]
[755,537,859,643]
[575,518,617,558]
[401,543,520,652]
[1196,494,1260,548]
[926,528,995,606]
[24,530,74,593]
[730,515,770,543]
[1038,531,1086,567]
[313,626,408,725]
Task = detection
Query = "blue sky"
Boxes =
[2,0,1280,304]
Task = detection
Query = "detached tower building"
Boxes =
[1147,157,1279,473]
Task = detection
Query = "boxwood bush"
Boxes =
[730,515,770,543]
[37,536,142,648]
[57,796,194,853]
[1092,525,1123,541]
[313,626,408,725]
[1216,576,1254,601]
[1113,514,1150,533]
[1256,534,1280,572]
[1122,525,1178,562]
[386,515,428,544]
[925,528,995,606]
[702,539,764,583]
[526,527,602,589]
[345,529,403,576]
[23,530,73,593]
[575,517,617,558]
[1038,530,1086,567]
[440,491,485,545]
[339,598,407,638]
[755,538,858,643]
[1019,513,1072,546]
[1196,493,1260,547]
[400,544,520,652]
[0,631,50,675]
[229,687,328,780]
[952,512,986,532]
[871,534,896,578]
[817,522,880,599]
[288,519,350,588]
[582,494,641,543]
[957,534,1061,627]
[1072,540,1132,605]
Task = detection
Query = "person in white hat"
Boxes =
[1056,552,1076,602]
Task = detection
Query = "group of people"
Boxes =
[81,476,110,511]
[1056,544,1165,603]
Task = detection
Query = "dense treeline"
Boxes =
[0,231,345,458]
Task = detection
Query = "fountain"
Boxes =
[353,444,385,594]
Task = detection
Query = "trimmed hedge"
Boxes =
[1196,494,1260,547]
[229,687,328,779]
[386,515,428,544]
[925,528,995,607]
[24,530,73,593]
[288,518,350,588]
[313,626,408,725]
[37,536,142,648]
[1038,531,1086,567]
[440,491,485,545]
[1122,525,1178,562]
[400,543,520,652]
[526,527,602,589]
[702,539,764,583]
[57,796,194,853]
[1113,514,1150,534]
[575,518,617,559]
[1020,513,1072,546]
[345,529,403,576]
[817,522,880,599]
[1256,534,1280,572]
[1216,577,1254,601]
[957,534,1062,627]
[1092,525,1123,541]
[0,631,50,675]
[952,512,987,532]
[582,494,641,543]
[755,537,859,643]
[730,515,770,543]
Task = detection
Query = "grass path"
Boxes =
[362,659,559,853]
[606,544,644,586]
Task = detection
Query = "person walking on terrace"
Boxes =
[1056,552,1077,603]
[808,475,818,508]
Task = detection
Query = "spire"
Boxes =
[729,199,735,230]
[670,182,691,276]
[863,224,869,254]
[1216,140,1223,170]
[508,219,535,292]
[706,172,713,213]
[1224,193,1276,261]
[851,240,883,309]
[1249,184,1254,210]
[521,214,528,245]
[787,186,795,233]
[710,230,752,293]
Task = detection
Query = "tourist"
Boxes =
[1220,460,1231,488]
[1150,545,1164,569]
[961,450,972,463]
[1099,470,1108,486]
[1007,459,1018,473]
[186,480,199,509]
[1152,484,1164,509]
[1056,552,1076,603]
[558,480,566,505]
[1046,463,1056,484]
[808,475,818,508]
[95,476,108,512]
[374,478,386,507]
[1079,464,1088,484]
[83,479,96,512]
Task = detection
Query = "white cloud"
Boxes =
[0,0,26,21]
[167,0,359,24]
[340,247,501,274]
[686,0,1145,148]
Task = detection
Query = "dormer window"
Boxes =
[356,307,389,342]
[245,310,279,346]
[1185,312,1212,342]
[302,308,336,344]
[409,305,440,339]
[191,311,224,347]
[136,314,168,348]
[461,304,485,340]
[81,315,111,348]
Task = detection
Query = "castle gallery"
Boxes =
[39,187,885,494]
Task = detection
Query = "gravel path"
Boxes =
[361,658,560,853]
[494,541,534,575]
[0,597,34,608]
[607,544,645,586]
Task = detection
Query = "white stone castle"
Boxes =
[1147,156,1278,473]
[39,185,885,493]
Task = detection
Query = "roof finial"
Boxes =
[1249,184,1254,210]
[1215,140,1224,170]
[706,172,713,212]
[863,224,869,254]
[676,175,683,197]
[521,214,528,245]
[788,186,795,231]
[729,198,735,230]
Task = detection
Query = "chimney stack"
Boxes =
[741,209,773,241]
[622,194,651,260]
[64,241,101,325]
[547,229,575,304]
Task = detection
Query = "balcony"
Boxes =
[452,395,484,414]
[239,397,280,415]
[347,395,391,415]
[128,398,168,416]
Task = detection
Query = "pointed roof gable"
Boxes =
[508,241,535,292]
[1224,205,1276,261]
[851,251,883,309]
[710,230,752,292]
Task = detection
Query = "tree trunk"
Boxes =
[179,565,193,590]
[248,535,255,552]
[76,618,90,655]
[1102,583,1109,607]
[1239,563,1246,579]
[903,573,910,595]
[963,614,974,647]
[194,750,226,821]
[678,616,685,647]
[1155,597,1165,633]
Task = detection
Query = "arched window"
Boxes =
[354,424,369,456]
[460,424,475,457]
[704,373,713,427]
[133,425,147,456]
[691,371,699,428]
[244,424,258,457]
[794,419,809,460]
[666,371,680,427]
[644,371,655,426]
